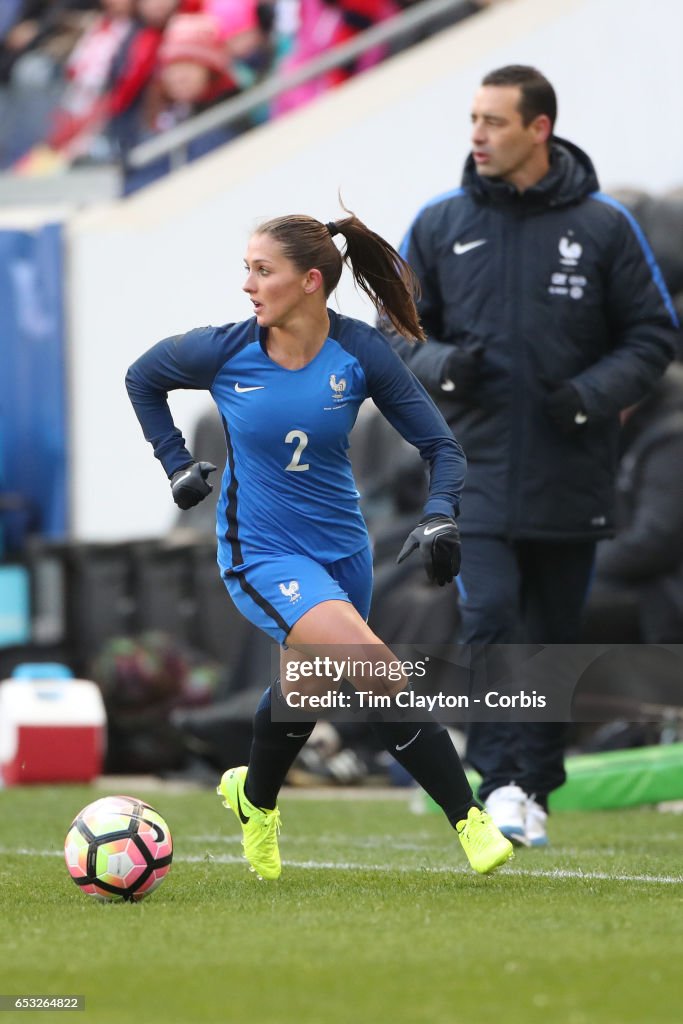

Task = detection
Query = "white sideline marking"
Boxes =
[3,847,682,886]
[187,833,432,852]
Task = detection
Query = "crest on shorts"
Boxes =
[279,580,301,603]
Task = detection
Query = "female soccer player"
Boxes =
[126,209,513,879]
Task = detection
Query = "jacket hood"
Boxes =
[462,136,600,208]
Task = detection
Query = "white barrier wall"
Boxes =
[67,0,683,540]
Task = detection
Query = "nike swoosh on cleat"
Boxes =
[424,524,451,535]
[286,731,312,739]
[235,789,250,824]
[453,239,487,255]
[234,383,265,392]
[396,728,422,752]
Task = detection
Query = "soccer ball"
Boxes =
[64,795,173,902]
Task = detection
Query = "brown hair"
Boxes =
[254,207,425,342]
[482,65,557,131]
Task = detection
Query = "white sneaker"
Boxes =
[525,797,549,847]
[484,784,528,845]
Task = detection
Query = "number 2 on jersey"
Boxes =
[284,430,310,472]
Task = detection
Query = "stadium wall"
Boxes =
[66,0,683,540]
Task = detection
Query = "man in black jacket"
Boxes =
[590,363,683,644]
[384,65,679,846]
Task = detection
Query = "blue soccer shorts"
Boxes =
[222,545,373,644]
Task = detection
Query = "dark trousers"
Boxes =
[459,537,596,802]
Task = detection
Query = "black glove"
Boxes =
[543,381,588,434]
[170,461,216,510]
[397,515,461,586]
[441,342,484,396]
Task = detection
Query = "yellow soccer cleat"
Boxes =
[217,766,282,880]
[456,806,514,875]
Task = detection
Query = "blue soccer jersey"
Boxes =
[126,310,466,574]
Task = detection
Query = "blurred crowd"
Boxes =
[0,0,486,192]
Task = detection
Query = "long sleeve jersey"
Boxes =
[126,309,466,571]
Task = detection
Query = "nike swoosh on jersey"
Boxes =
[234,383,266,392]
[236,789,250,824]
[396,729,422,752]
[453,239,487,255]
[424,523,451,535]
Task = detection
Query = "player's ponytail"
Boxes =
[255,207,425,343]
[328,207,426,342]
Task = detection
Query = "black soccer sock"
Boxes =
[372,716,479,829]
[243,680,315,810]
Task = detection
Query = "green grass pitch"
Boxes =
[1,784,682,1024]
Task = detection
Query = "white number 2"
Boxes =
[284,430,310,472]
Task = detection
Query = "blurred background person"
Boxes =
[0,0,99,166]
[586,363,683,646]
[271,0,398,117]
[8,0,212,172]
[122,11,241,192]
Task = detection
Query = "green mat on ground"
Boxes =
[422,743,683,812]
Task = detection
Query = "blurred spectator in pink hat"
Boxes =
[123,11,241,192]
[154,11,238,96]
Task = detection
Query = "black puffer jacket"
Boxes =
[595,364,683,641]
[386,139,679,539]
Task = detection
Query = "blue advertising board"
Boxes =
[0,223,67,552]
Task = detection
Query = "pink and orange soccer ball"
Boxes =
[64,795,173,902]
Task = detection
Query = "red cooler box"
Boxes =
[0,669,107,785]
